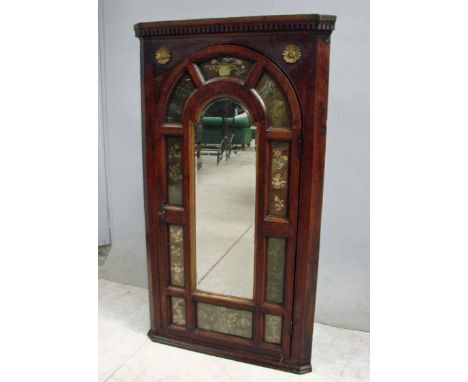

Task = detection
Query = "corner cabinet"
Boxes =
[134,14,335,374]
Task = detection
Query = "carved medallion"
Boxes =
[282,44,301,64]
[155,47,171,64]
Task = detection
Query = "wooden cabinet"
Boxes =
[134,14,335,373]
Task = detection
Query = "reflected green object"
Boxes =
[200,100,253,146]
[201,112,250,129]
[197,303,252,339]
[266,238,286,304]
[171,297,186,326]
[199,57,253,81]
[255,73,290,128]
[166,73,196,123]
[264,314,282,344]
[201,113,252,146]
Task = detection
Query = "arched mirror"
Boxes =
[195,98,256,300]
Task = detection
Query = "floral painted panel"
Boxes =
[266,237,286,304]
[264,314,282,344]
[197,303,252,339]
[169,225,184,287]
[199,56,253,81]
[268,142,289,217]
[167,137,183,206]
[255,72,290,128]
[171,297,186,326]
[166,73,196,123]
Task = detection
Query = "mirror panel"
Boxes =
[198,56,253,81]
[167,137,183,206]
[166,73,196,124]
[171,297,186,326]
[195,98,255,300]
[264,314,282,344]
[266,237,286,304]
[197,303,252,338]
[255,72,290,128]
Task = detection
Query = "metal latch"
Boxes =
[158,202,167,218]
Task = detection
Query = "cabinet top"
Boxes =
[134,14,336,38]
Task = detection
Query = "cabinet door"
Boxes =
[151,44,301,363]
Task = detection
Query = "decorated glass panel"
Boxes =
[169,225,184,287]
[264,314,282,344]
[167,137,183,206]
[171,297,186,326]
[268,142,290,217]
[255,73,290,128]
[266,237,286,304]
[199,57,253,81]
[197,303,252,339]
[166,73,196,123]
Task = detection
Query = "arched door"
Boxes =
[152,44,302,366]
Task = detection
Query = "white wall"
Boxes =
[98,0,369,331]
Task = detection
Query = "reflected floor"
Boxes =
[196,144,256,299]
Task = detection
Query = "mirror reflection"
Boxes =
[195,98,256,299]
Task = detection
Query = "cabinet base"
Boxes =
[147,329,312,374]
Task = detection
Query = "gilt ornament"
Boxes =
[282,44,301,64]
[155,47,171,64]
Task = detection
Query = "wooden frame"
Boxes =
[135,14,335,374]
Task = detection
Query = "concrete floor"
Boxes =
[99,279,369,382]
[195,146,256,299]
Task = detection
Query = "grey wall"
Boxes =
[98,0,369,331]
[98,20,111,247]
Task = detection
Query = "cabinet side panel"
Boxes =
[140,38,161,332]
[291,33,331,365]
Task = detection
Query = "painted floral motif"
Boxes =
[272,149,288,170]
[168,164,182,182]
[264,314,282,344]
[271,173,287,190]
[166,73,196,123]
[255,73,290,128]
[266,238,286,304]
[171,297,185,326]
[268,142,289,217]
[199,56,253,81]
[168,141,182,160]
[167,137,183,206]
[273,195,285,212]
[197,303,252,339]
[169,225,184,287]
